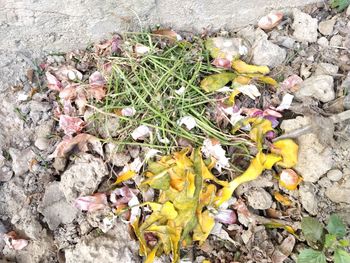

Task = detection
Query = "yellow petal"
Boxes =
[273,192,292,206]
[249,118,274,147]
[113,170,136,185]
[200,184,217,207]
[200,72,236,92]
[243,73,278,86]
[279,169,302,190]
[232,60,270,75]
[141,169,171,190]
[145,244,159,263]
[160,201,178,220]
[272,139,298,168]
[234,75,251,85]
[186,171,196,198]
[193,210,215,245]
[263,153,282,169]
[228,89,241,105]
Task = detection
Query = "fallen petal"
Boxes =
[215,209,237,224]
[237,84,261,100]
[59,115,85,135]
[177,116,197,130]
[131,125,151,140]
[134,44,150,55]
[59,84,78,101]
[75,193,108,212]
[276,93,294,111]
[3,231,29,250]
[121,107,136,117]
[279,169,302,190]
[258,12,283,30]
[152,29,182,41]
[202,138,229,170]
[232,60,270,75]
[46,72,62,91]
[89,71,106,88]
[280,75,303,92]
[212,58,231,69]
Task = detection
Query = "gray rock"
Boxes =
[292,9,318,43]
[0,154,5,168]
[325,177,350,204]
[35,120,54,138]
[295,75,335,103]
[314,63,339,76]
[281,117,333,182]
[96,116,120,139]
[252,39,286,68]
[64,223,138,263]
[105,143,131,167]
[0,166,13,182]
[9,147,36,176]
[53,157,67,172]
[236,173,273,196]
[317,37,329,47]
[237,26,268,46]
[327,169,343,182]
[318,19,336,36]
[277,36,296,49]
[60,153,108,203]
[246,188,272,210]
[329,35,343,47]
[38,182,78,230]
[299,182,318,215]
[34,137,50,151]
[318,177,332,188]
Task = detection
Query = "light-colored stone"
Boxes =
[236,173,273,196]
[105,143,131,167]
[318,19,336,36]
[327,169,343,182]
[314,63,339,76]
[277,36,296,49]
[252,39,286,68]
[292,9,318,43]
[329,35,343,47]
[295,75,335,103]
[9,147,36,176]
[281,117,333,182]
[299,183,318,215]
[325,177,350,204]
[246,188,272,210]
[64,224,138,263]
[318,177,332,188]
[59,153,108,203]
[34,137,50,151]
[38,182,78,230]
[317,37,329,47]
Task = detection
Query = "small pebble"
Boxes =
[317,37,329,47]
[327,169,343,182]
[330,35,343,47]
[34,137,50,151]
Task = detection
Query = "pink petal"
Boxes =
[264,116,279,128]
[59,115,85,135]
[110,186,134,206]
[215,209,237,224]
[75,193,108,212]
[59,84,78,101]
[111,35,122,54]
[87,86,107,101]
[212,58,231,69]
[63,100,77,116]
[89,71,106,88]
[258,12,283,30]
[4,231,29,250]
[263,109,282,118]
[280,75,303,92]
[46,72,62,91]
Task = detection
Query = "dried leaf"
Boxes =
[49,133,103,158]
[46,72,62,91]
[3,231,29,250]
[88,71,107,100]
[273,192,292,206]
[200,72,236,92]
[59,84,78,101]
[279,169,302,190]
[152,29,182,41]
[74,193,108,212]
[258,12,283,30]
[59,115,85,135]
[232,60,270,75]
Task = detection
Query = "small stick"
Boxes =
[273,110,350,142]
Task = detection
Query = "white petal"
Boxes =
[177,116,196,130]
[135,44,150,55]
[202,139,229,171]
[237,84,261,100]
[276,93,294,111]
[175,86,186,95]
[216,86,232,92]
[121,107,136,117]
[131,125,151,140]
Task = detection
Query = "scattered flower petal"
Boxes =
[46,72,62,91]
[200,72,236,92]
[89,71,106,88]
[205,37,248,61]
[177,115,197,130]
[3,231,29,250]
[276,93,294,111]
[214,209,237,224]
[202,138,229,171]
[75,193,108,212]
[49,133,103,158]
[237,84,261,100]
[280,75,303,92]
[132,125,151,140]
[279,169,302,190]
[258,12,283,30]
[59,115,85,135]
[174,86,185,95]
[273,192,292,206]
[232,60,270,75]
[59,84,78,101]
[212,58,231,69]
[121,107,136,117]
[55,66,83,82]
[134,44,150,55]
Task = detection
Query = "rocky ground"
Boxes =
[1,2,350,263]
